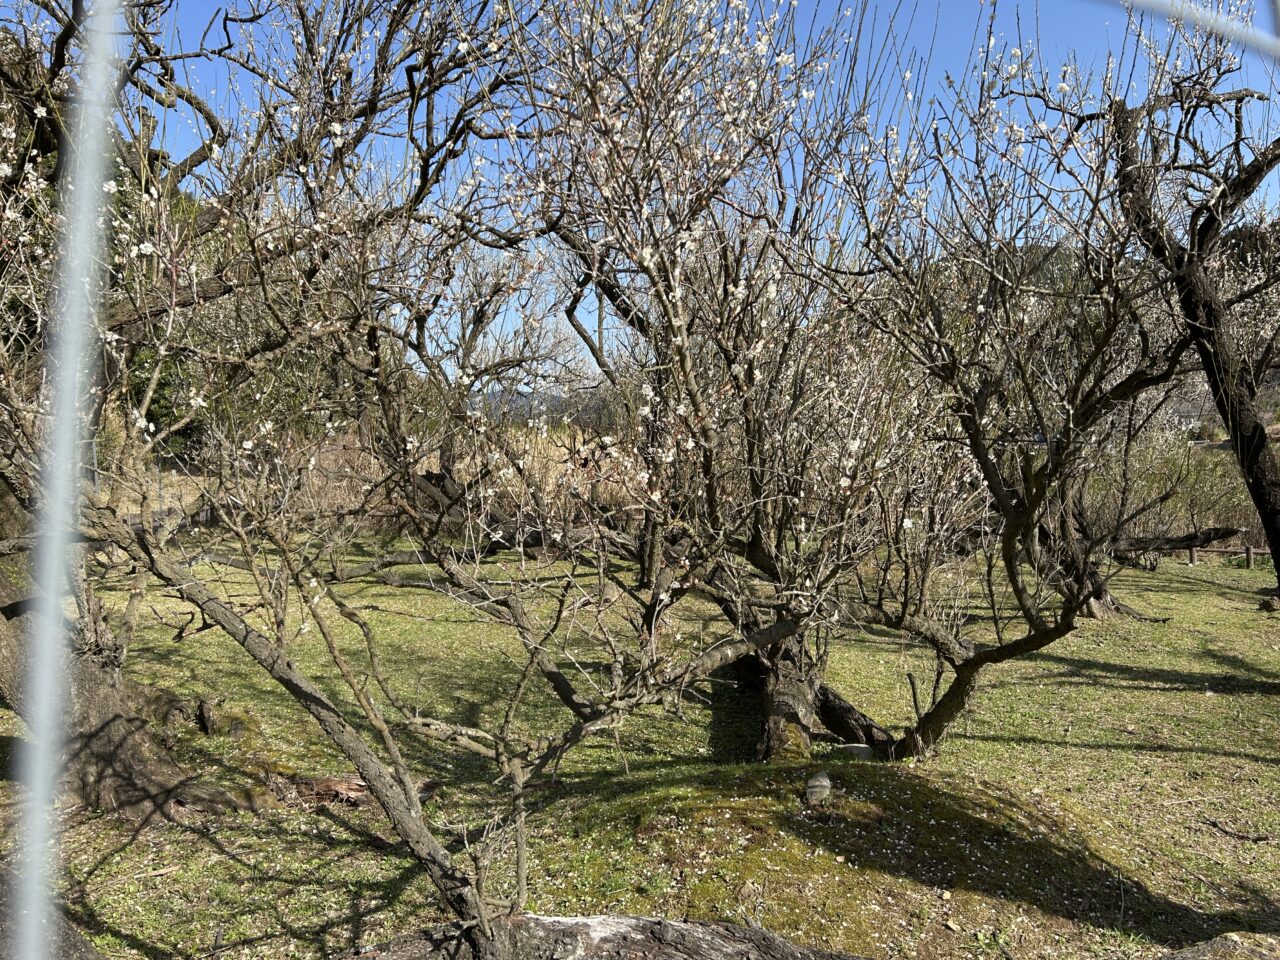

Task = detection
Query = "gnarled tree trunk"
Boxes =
[815,684,894,754]
[722,631,827,763]
[1181,270,1280,598]
[756,634,826,762]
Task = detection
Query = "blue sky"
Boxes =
[152,0,1278,189]
[902,0,1161,70]
[879,0,1275,73]
[162,1,1275,71]
[829,0,1278,93]
[159,1,1278,101]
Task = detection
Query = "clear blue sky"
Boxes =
[163,1,1276,69]
[884,0,1274,66]
[797,0,1278,90]
[154,0,1278,175]
[162,1,1277,92]
[901,0,1162,67]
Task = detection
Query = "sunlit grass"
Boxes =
[0,556,1275,958]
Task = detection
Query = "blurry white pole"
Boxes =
[1124,0,1280,60]
[12,1,120,958]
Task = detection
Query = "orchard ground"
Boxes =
[0,556,1276,960]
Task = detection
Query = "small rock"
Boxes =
[805,770,832,808]
[832,743,877,761]
[941,890,952,901]
[943,919,961,933]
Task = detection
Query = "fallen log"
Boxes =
[331,914,868,960]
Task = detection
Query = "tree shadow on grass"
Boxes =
[795,763,1279,945]
[705,662,763,763]
[1022,651,1280,697]
[1120,569,1266,604]
[38,726,444,959]
[47,725,1279,957]
[545,759,1279,949]
[1201,648,1280,681]
[65,857,430,960]
[964,731,1280,765]
[60,789,435,960]
[0,734,19,781]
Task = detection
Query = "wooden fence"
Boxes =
[1185,545,1268,568]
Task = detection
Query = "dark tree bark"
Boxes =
[1180,269,1280,595]
[332,915,868,960]
[714,629,825,763]
[1028,485,1133,621]
[815,684,894,754]
[900,664,980,756]
[1110,526,1245,570]
[814,665,980,761]
[756,634,825,762]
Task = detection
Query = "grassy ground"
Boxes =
[0,558,1277,959]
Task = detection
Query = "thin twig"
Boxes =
[1202,817,1277,843]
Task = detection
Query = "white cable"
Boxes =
[13,2,120,958]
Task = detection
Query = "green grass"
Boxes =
[0,558,1277,959]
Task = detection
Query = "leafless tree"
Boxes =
[0,0,533,816]
[2,1,878,957]
[795,11,1239,754]
[12,2,1277,957]
[997,4,1280,597]
[501,0,977,760]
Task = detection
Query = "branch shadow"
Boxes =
[60,796,435,960]
[38,722,440,959]
[965,731,1280,765]
[1023,651,1280,697]
[544,759,1280,949]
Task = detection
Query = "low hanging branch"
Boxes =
[1110,526,1246,562]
